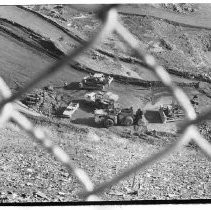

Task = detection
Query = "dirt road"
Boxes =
[0,7,206,132]
[0,15,152,126]
[0,4,211,202]
[0,6,204,83]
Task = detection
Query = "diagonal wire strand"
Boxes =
[0,4,211,202]
[80,14,211,198]
[0,5,118,201]
[80,125,195,198]
[0,5,118,112]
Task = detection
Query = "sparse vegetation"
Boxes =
[0,4,211,203]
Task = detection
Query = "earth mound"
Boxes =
[21,86,70,116]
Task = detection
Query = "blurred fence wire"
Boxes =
[0,4,211,201]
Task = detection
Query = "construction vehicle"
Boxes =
[84,91,119,109]
[79,73,113,90]
[94,107,144,128]
[159,103,184,123]
[159,95,199,123]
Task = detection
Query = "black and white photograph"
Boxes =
[0,1,211,207]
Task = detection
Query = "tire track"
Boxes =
[0,7,201,89]
[17,5,211,84]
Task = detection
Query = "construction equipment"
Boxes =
[84,91,119,109]
[159,103,184,123]
[79,73,113,90]
[22,90,79,118]
[159,95,199,123]
[94,107,144,128]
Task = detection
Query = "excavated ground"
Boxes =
[24,4,211,82]
[0,4,211,203]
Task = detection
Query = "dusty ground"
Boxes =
[24,4,211,81]
[0,4,211,203]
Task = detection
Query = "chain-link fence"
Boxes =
[0,4,211,201]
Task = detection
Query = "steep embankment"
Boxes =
[0,5,207,126]
[0,7,199,92]
[22,5,211,85]
[1,5,209,85]
[0,4,211,203]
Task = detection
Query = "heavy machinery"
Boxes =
[79,73,113,90]
[94,107,144,128]
[22,90,79,118]
[158,95,199,123]
[84,91,119,109]
[159,103,184,123]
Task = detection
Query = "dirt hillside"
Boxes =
[0,4,211,203]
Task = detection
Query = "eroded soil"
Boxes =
[0,4,211,203]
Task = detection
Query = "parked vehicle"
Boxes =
[159,95,199,123]
[159,103,184,123]
[62,102,79,118]
[94,106,144,128]
[79,73,113,90]
[84,91,119,108]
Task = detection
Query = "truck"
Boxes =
[94,107,144,128]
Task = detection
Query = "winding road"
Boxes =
[0,5,207,123]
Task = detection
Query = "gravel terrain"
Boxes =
[0,4,211,203]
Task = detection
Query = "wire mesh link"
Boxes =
[0,4,211,201]
[0,5,118,110]
[0,5,119,202]
[11,111,96,194]
[0,76,99,200]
